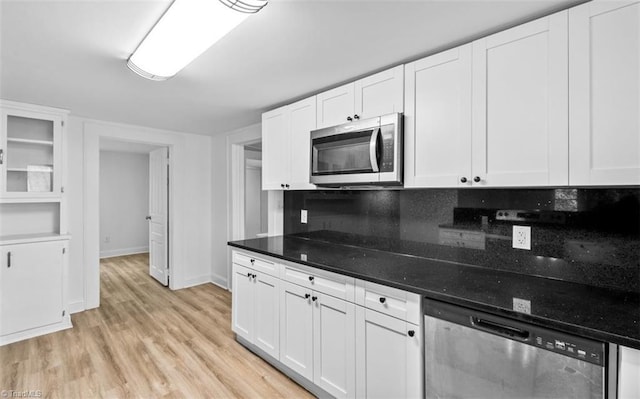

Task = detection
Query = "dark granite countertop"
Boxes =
[228,235,640,350]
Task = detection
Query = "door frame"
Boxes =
[84,120,181,310]
[227,129,283,290]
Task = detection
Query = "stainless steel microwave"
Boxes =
[310,113,403,186]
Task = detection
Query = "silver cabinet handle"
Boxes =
[0,149,4,165]
[7,251,11,268]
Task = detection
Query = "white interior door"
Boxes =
[148,147,169,286]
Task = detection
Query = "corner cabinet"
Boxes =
[316,65,404,129]
[569,1,640,185]
[230,248,423,399]
[0,100,71,346]
[262,97,317,191]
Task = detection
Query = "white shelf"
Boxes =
[7,138,54,146]
[0,197,61,204]
[0,233,70,246]
[6,167,53,173]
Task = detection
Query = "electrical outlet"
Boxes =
[301,209,308,224]
[512,225,531,250]
[513,297,531,314]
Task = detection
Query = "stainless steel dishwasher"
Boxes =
[424,298,613,399]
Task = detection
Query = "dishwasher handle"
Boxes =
[470,316,530,341]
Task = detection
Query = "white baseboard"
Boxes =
[0,317,73,346]
[180,274,213,289]
[100,246,149,259]
[68,300,85,314]
[209,278,229,291]
[210,273,229,290]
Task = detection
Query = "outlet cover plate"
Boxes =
[512,225,531,250]
[301,209,308,224]
[513,297,531,314]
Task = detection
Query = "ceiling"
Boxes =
[0,0,585,137]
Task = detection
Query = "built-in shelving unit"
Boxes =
[0,100,71,346]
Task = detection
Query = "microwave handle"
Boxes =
[369,129,380,172]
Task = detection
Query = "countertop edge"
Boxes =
[227,241,640,350]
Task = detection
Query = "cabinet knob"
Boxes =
[146,216,152,220]
[379,297,386,304]
[280,183,285,188]
[353,114,360,120]
[305,293,311,299]
[285,184,290,189]
[311,296,318,302]
[309,276,314,282]
[250,259,255,264]
[246,272,251,278]
[252,274,257,279]
[473,176,481,183]
[408,330,415,337]
[347,116,353,122]
[460,177,467,183]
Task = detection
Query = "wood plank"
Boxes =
[0,253,313,398]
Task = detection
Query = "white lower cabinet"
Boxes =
[231,249,423,399]
[619,346,640,399]
[279,281,356,399]
[355,307,422,399]
[0,239,70,344]
[231,263,280,359]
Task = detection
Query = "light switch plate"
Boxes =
[301,209,308,224]
[512,225,531,250]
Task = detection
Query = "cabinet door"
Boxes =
[569,1,640,185]
[313,292,355,399]
[253,272,280,359]
[231,263,255,342]
[0,241,63,336]
[288,96,316,190]
[316,83,355,129]
[355,308,421,399]
[0,109,63,198]
[262,105,290,190]
[472,12,569,186]
[354,65,404,120]
[279,281,314,381]
[619,346,640,399]
[404,45,472,188]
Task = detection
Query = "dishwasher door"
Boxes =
[425,299,605,399]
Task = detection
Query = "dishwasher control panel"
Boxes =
[533,333,604,366]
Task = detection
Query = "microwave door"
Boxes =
[369,128,380,173]
[312,130,377,176]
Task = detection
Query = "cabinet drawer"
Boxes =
[232,251,279,277]
[355,280,421,324]
[281,263,355,302]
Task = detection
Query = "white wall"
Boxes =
[67,116,212,312]
[99,150,149,258]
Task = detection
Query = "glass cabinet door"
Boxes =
[1,109,62,198]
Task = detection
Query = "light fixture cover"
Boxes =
[128,0,267,80]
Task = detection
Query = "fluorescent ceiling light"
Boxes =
[128,0,267,81]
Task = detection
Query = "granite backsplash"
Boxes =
[284,188,640,292]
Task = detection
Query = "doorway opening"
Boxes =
[243,141,268,240]
[99,138,171,288]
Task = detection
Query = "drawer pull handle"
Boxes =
[408,330,415,337]
[309,276,314,282]
[305,293,310,299]
[250,259,255,264]
[311,296,317,302]
[379,297,386,304]
[7,252,11,268]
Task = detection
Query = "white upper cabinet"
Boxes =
[262,105,290,190]
[262,98,317,191]
[317,83,356,128]
[317,66,404,129]
[404,45,473,188]
[472,11,569,187]
[1,105,66,199]
[289,97,317,190]
[354,65,404,120]
[569,1,640,185]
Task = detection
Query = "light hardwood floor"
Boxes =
[0,253,313,398]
